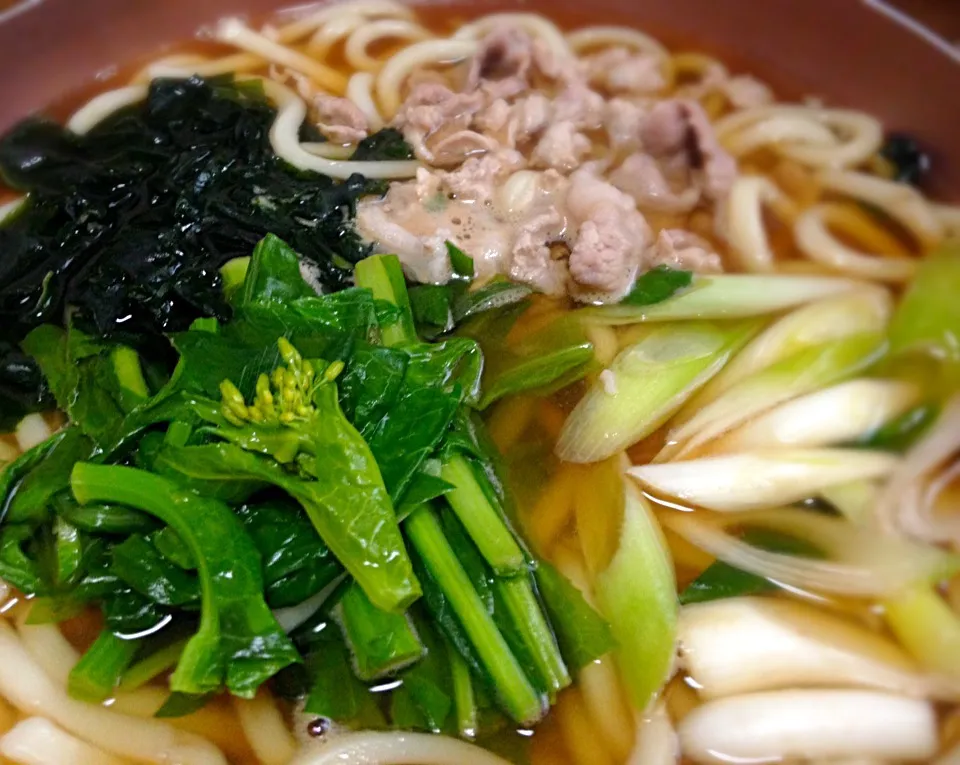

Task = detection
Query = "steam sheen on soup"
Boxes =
[0,3,957,765]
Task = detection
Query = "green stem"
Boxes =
[355,254,417,346]
[440,456,525,576]
[68,629,140,703]
[404,505,543,725]
[497,576,570,695]
[448,642,477,738]
[333,582,424,680]
[120,639,189,691]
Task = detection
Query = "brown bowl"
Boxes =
[0,0,958,197]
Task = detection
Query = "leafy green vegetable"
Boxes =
[68,629,139,702]
[333,582,424,680]
[236,499,341,609]
[110,534,200,607]
[621,266,694,306]
[156,439,419,614]
[405,504,544,725]
[71,463,300,697]
[4,427,92,524]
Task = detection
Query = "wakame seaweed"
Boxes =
[0,75,406,428]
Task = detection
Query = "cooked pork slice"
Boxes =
[646,228,723,273]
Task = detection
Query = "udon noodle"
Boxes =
[0,1,958,764]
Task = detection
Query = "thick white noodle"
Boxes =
[0,620,226,765]
[260,78,420,178]
[306,15,368,58]
[344,20,432,72]
[453,13,571,58]
[301,141,357,159]
[722,115,836,158]
[347,71,385,130]
[140,52,264,81]
[726,175,796,272]
[232,690,297,765]
[66,85,148,135]
[17,622,79,686]
[795,204,917,282]
[818,169,944,245]
[215,18,348,93]
[933,203,960,240]
[716,105,884,168]
[288,731,513,765]
[375,39,479,118]
[566,25,670,60]
[278,0,414,45]
[0,717,127,765]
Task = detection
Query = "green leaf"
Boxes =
[620,266,693,306]
[238,234,318,307]
[236,499,342,609]
[155,441,420,614]
[111,535,200,607]
[71,463,300,698]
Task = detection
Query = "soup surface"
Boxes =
[0,3,957,765]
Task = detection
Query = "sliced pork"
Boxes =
[647,229,723,273]
[311,94,369,144]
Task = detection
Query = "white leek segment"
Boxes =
[582,274,863,325]
[884,585,960,680]
[0,718,127,765]
[677,690,938,764]
[684,287,891,413]
[704,379,920,454]
[632,448,897,512]
[662,507,960,598]
[556,321,757,463]
[659,332,887,461]
[677,597,959,700]
[594,480,677,711]
[876,394,960,545]
[820,479,881,525]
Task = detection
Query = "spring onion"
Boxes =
[557,321,758,463]
[631,448,897,512]
[582,274,863,325]
[594,479,677,711]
